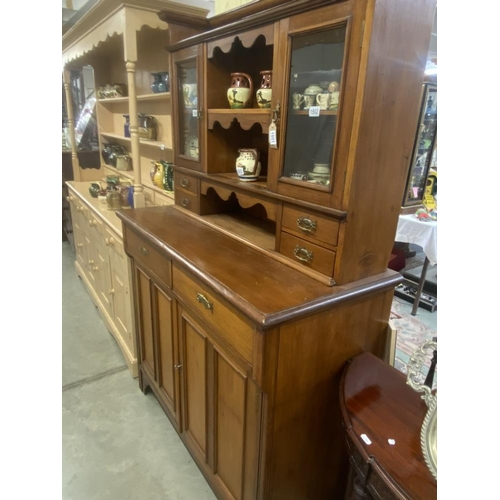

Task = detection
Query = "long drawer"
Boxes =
[124,227,172,289]
[172,263,254,364]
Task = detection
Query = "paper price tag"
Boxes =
[269,122,278,148]
[236,167,245,176]
[192,109,198,117]
[308,106,321,117]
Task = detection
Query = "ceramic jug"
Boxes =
[161,160,174,191]
[150,161,164,189]
[256,70,272,108]
[116,154,132,171]
[106,188,121,211]
[227,73,253,109]
[235,148,261,182]
[123,114,130,137]
[138,114,157,140]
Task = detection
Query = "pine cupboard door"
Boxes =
[134,265,157,382]
[171,44,205,172]
[110,254,134,353]
[95,239,113,319]
[152,282,181,429]
[71,206,86,271]
[84,231,98,289]
[178,305,262,500]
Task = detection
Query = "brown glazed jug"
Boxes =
[256,70,272,108]
[227,72,253,109]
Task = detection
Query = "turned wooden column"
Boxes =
[62,68,81,181]
[126,61,145,208]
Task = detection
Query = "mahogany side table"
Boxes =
[339,352,437,499]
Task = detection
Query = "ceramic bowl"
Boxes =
[313,164,330,174]
[308,172,330,180]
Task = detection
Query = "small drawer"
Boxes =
[173,264,254,364]
[279,232,336,277]
[175,189,200,214]
[281,204,340,247]
[104,226,124,259]
[125,227,171,288]
[174,172,199,195]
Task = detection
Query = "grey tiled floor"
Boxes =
[62,242,216,500]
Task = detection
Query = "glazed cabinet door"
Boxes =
[171,44,204,172]
[402,83,437,207]
[178,305,261,500]
[269,1,362,208]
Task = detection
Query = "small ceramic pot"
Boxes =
[236,148,261,182]
[304,84,323,96]
[89,182,101,198]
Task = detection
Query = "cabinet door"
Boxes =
[178,305,261,500]
[269,2,359,207]
[178,306,208,462]
[70,203,86,271]
[152,283,181,429]
[95,239,113,319]
[84,231,98,288]
[134,265,156,382]
[171,44,205,172]
[211,347,261,500]
[110,253,134,352]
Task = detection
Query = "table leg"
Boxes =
[411,257,430,316]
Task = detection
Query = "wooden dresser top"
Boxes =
[118,206,401,327]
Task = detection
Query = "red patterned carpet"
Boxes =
[390,297,437,387]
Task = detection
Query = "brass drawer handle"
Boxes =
[181,197,190,208]
[296,216,317,233]
[294,245,313,263]
[196,293,213,312]
[139,246,149,256]
[174,364,183,370]
[180,178,190,188]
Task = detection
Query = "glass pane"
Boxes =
[282,26,346,188]
[178,60,199,160]
[405,85,437,203]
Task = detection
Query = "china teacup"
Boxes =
[316,92,331,110]
[303,95,316,109]
[328,91,340,110]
